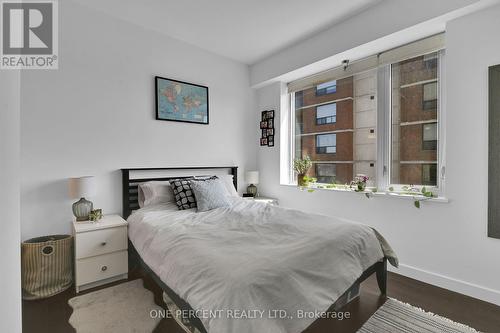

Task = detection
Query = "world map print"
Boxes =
[156,77,208,124]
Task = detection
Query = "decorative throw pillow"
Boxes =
[194,175,238,197]
[189,177,232,212]
[170,178,197,210]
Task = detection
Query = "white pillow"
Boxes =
[189,178,232,212]
[221,174,239,197]
[195,175,238,197]
[138,181,174,207]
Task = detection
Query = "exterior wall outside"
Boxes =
[353,69,377,182]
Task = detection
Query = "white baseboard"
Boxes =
[389,263,500,306]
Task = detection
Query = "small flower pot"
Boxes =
[297,173,308,187]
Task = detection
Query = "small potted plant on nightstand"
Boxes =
[293,156,312,187]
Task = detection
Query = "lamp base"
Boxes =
[246,184,257,197]
[73,197,93,221]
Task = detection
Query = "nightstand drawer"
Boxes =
[76,250,128,286]
[75,226,127,259]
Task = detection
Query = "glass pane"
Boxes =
[423,123,437,141]
[316,80,337,95]
[293,69,377,185]
[316,103,336,118]
[423,82,437,101]
[316,163,336,183]
[391,52,439,186]
[317,133,336,147]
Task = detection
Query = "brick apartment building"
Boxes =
[294,52,438,186]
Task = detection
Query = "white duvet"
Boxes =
[128,198,397,333]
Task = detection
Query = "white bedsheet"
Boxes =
[128,198,397,333]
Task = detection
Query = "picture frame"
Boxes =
[155,76,209,124]
[267,135,274,147]
[260,109,275,148]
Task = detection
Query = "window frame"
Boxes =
[316,80,337,96]
[378,49,446,195]
[284,49,446,198]
[315,102,337,125]
[315,133,337,154]
[422,81,438,110]
[422,123,438,151]
[315,163,337,184]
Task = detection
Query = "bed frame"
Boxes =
[121,166,387,333]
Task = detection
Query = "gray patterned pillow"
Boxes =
[170,178,197,210]
[189,177,231,212]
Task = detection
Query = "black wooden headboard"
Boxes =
[121,166,238,219]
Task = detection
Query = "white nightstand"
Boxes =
[243,196,279,205]
[73,215,128,293]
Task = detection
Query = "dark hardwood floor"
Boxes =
[22,268,500,333]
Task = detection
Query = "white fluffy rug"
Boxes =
[68,279,162,333]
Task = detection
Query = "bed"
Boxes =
[122,167,397,333]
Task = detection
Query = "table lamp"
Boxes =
[245,171,259,197]
[69,176,96,221]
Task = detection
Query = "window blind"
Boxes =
[287,33,445,93]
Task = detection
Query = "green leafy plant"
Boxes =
[293,156,312,175]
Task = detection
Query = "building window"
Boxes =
[391,51,440,186]
[422,164,437,185]
[423,82,438,110]
[316,103,336,125]
[316,163,336,183]
[316,134,336,154]
[316,80,337,95]
[422,123,437,150]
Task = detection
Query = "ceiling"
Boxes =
[73,0,382,64]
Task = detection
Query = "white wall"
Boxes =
[20,0,256,240]
[0,71,22,332]
[256,4,500,305]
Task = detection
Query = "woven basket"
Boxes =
[22,235,73,300]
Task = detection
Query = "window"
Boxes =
[316,163,336,183]
[391,51,440,187]
[316,103,336,125]
[422,123,437,150]
[316,80,337,95]
[286,34,444,193]
[423,82,438,110]
[291,72,377,185]
[316,134,336,154]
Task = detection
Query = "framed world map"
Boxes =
[155,76,209,124]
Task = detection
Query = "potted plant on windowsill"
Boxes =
[293,156,312,187]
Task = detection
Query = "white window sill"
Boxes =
[280,183,449,203]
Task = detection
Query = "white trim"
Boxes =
[377,65,391,191]
[390,263,500,306]
[437,50,447,197]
